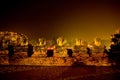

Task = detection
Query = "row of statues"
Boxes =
[0,31,110,53]
[37,37,103,47]
[0,31,107,47]
[2,29,120,48]
[36,37,107,53]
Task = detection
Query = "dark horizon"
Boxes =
[0,0,120,42]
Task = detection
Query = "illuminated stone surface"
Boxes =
[0,50,112,66]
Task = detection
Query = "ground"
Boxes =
[0,65,120,80]
[0,50,120,80]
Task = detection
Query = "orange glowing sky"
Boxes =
[0,0,120,42]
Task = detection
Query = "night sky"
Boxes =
[0,0,120,42]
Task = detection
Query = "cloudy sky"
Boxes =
[0,0,120,42]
